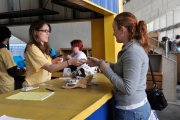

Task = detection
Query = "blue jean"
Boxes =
[116,101,151,120]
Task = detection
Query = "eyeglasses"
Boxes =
[36,30,50,33]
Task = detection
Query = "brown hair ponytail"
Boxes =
[135,21,150,53]
[114,12,150,53]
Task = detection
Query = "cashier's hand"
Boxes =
[100,60,110,72]
[86,56,99,67]
[66,54,72,60]
[23,67,26,70]
[69,58,84,66]
[52,58,63,64]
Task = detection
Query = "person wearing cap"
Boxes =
[0,26,26,94]
[160,37,171,51]
[171,35,180,51]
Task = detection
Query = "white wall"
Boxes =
[8,25,29,43]
[8,21,91,55]
[174,28,180,35]
[159,15,166,29]
[159,31,167,41]
[50,21,91,55]
[147,5,180,40]
[123,0,180,24]
[153,19,159,31]
[162,56,177,103]
[174,6,180,24]
[166,11,174,27]
[148,22,154,32]
[9,35,26,44]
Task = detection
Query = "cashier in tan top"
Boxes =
[0,26,26,94]
[23,20,84,87]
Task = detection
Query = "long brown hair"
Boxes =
[114,12,150,53]
[25,20,51,56]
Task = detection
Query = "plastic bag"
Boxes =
[148,110,159,120]
[63,68,71,76]
[76,64,95,75]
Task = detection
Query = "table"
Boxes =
[0,73,113,120]
[15,72,64,90]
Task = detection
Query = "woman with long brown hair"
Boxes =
[23,20,84,87]
[87,12,151,119]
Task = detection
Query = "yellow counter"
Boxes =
[0,73,113,120]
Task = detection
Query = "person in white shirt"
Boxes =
[66,39,87,71]
[67,39,87,60]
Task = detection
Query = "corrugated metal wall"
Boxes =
[88,0,119,14]
[0,0,92,25]
[0,0,119,25]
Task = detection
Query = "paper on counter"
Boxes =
[0,115,32,120]
[5,92,54,101]
[39,83,53,86]
[59,77,72,80]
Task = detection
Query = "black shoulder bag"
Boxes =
[146,60,168,111]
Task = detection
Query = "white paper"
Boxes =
[39,83,53,86]
[0,115,32,120]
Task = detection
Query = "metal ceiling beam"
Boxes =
[0,8,59,19]
[51,0,92,12]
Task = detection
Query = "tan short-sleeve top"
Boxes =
[0,48,16,93]
[23,44,52,87]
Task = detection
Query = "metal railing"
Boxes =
[149,37,180,57]
[149,37,168,57]
[149,37,180,84]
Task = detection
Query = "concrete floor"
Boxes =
[156,104,180,120]
[156,88,180,120]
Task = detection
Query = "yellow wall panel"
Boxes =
[91,18,105,60]
[104,15,123,62]
[104,15,116,62]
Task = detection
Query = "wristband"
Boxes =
[98,59,103,68]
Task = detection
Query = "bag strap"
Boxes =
[149,59,157,85]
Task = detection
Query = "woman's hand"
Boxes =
[100,60,110,72]
[52,58,63,64]
[66,54,72,60]
[86,56,99,67]
[23,67,26,70]
[69,58,84,66]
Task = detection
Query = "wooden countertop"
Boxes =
[0,73,113,120]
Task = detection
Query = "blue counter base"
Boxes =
[86,97,115,120]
